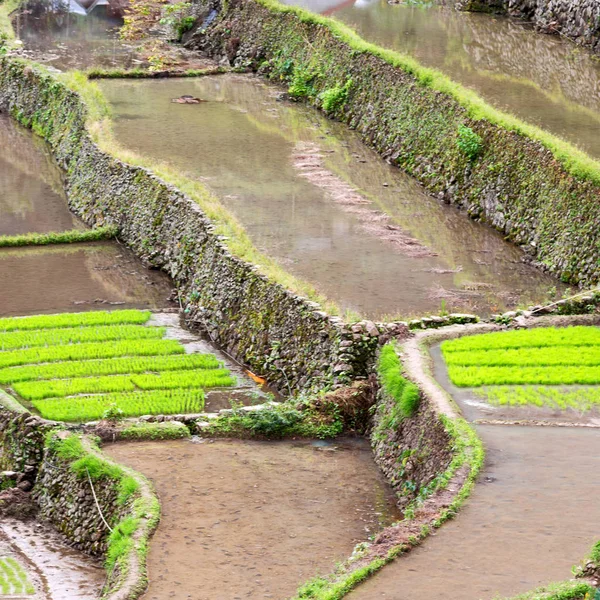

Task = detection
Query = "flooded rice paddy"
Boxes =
[104,437,402,600]
[10,0,137,71]
[0,115,81,235]
[282,0,600,159]
[101,75,563,319]
[0,243,174,317]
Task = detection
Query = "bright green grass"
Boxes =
[445,346,600,367]
[0,309,151,332]
[0,353,221,384]
[448,365,600,387]
[442,327,600,353]
[0,339,184,369]
[0,556,35,596]
[477,386,600,412]
[33,389,206,421]
[0,324,165,351]
[15,368,234,400]
[0,225,117,248]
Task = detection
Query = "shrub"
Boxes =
[456,125,483,160]
[318,79,352,113]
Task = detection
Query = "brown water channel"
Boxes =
[104,437,402,600]
[101,75,563,319]
[281,0,600,160]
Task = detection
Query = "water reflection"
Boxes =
[11,0,137,70]
[101,75,564,318]
[0,115,82,235]
[280,0,600,158]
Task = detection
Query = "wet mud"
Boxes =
[0,243,174,317]
[283,0,600,159]
[104,437,402,600]
[101,75,563,319]
[0,519,105,600]
[348,424,600,600]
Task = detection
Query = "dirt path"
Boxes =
[104,437,402,600]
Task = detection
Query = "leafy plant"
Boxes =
[159,2,195,41]
[318,79,352,113]
[456,125,483,160]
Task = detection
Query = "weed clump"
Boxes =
[456,125,483,160]
[378,343,420,421]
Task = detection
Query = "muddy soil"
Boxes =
[104,437,402,600]
[0,518,105,600]
[0,243,174,317]
[101,75,563,319]
[348,424,600,600]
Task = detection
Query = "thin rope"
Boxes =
[529,287,600,315]
[86,468,114,533]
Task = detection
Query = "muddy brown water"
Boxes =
[0,115,82,235]
[282,0,600,160]
[0,519,105,600]
[0,242,174,316]
[347,424,600,600]
[101,75,564,319]
[10,0,137,71]
[104,437,402,600]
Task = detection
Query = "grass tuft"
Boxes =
[0,226,117,247]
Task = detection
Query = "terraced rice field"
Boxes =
[441,327,600,411]
[0,310,235,422]
[0,556,34,596]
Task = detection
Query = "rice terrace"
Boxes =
[1,0,600,597]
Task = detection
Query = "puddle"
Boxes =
[100,75,564,319]
[0,519,105,600]
[348,424,600,599]
[0,115,82,236]
[104,437,402,600]
[0,243,174,317]
[281,0,600,160]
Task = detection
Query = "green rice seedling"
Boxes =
[0,353,221,384]
[0,309,151,332]
[33,389,206,421]
[477,386,600,412]
[0,339,184,369]
[442,326,600,353]
[14,375,137,401]
[132,368,235,390]
[0,557,34,595]
[444,346,600,367]
[448,365,600,387]
[0,225,117,248]
[0,324,165,351]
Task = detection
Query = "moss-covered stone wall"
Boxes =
[186,0,600,288]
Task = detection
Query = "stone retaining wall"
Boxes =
[458,0,600,53]
[372,390,454,507]
[32,438,126,556]
[187,0,600,289]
